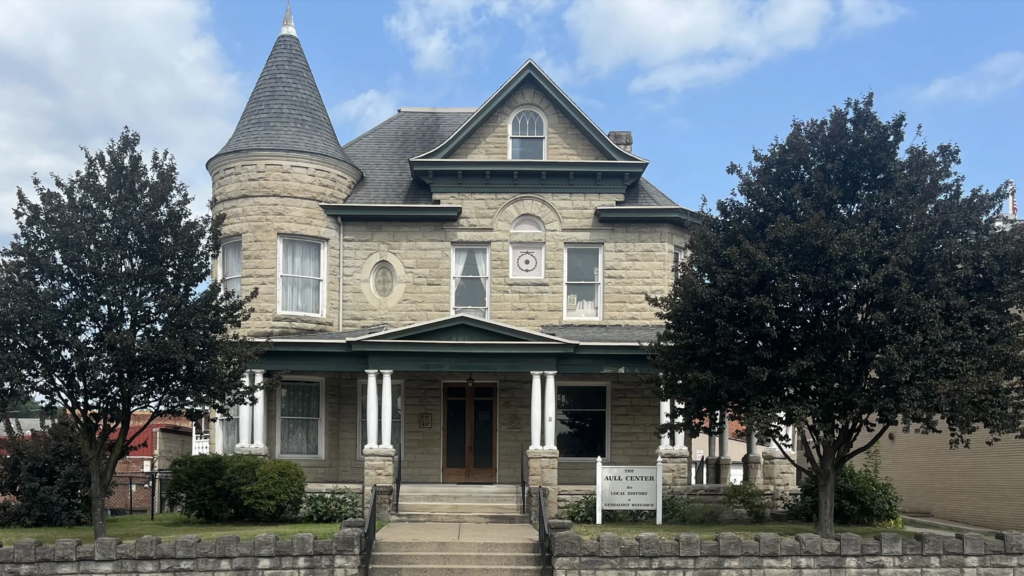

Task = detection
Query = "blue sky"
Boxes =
[1,0,1023,247]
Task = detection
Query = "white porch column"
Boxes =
[659,399,671,449]
[380,370,393,449]
[746,428,757,455]
[215,412,226,453]
[672,401,686,449]
[530,371,543,450]
[252,370,266,451]
[543,371,557,450]
[236,371,252,449]
[365,370,379,450]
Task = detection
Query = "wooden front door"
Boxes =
[442,383,497,483]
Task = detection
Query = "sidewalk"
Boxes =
[901,515,998,537]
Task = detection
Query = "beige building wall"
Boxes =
[343,193,689,332]
[859,427,1024,531]
[153,429,193,470]
[449,85,606,161]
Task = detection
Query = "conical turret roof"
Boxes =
[209,7,352,167]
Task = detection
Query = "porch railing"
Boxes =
[364,485,378,568]
[394,443,402,512]
[538,485,550,569]
[192,438,210,455]
[520,444,527,514]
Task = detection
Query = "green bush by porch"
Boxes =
[167,454,306,522]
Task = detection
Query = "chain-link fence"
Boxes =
[105,472,173,519]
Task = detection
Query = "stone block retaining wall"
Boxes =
[0,531,364,576]
[551,528,1024,576]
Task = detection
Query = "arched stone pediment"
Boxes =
[492,195,563,234]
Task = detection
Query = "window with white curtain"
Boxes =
[564,245,603,320]
[358,381,403,458]
[278,236,325,316]
[508,108,546,160]
[452,245,490,318]
[277,379,323,458]
[220,239,242,296]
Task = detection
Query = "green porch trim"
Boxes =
[409,160,645,192]
[594,206,702,228]
[319,204,462,222]
[350,314,573,344]
[350,341,576,354]
[412,60,647,164]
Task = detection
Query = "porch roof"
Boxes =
[254,315,662,374]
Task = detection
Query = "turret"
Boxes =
[208,5,358,336]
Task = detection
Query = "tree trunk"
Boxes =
[816,465,837,538]
[89,460,108,538]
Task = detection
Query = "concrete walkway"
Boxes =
[377,522,538,542]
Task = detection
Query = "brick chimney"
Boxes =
[608,131,633,154]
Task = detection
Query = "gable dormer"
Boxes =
[409,61,648,194]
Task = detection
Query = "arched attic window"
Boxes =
[509,108,546,160]
[511,214,545,233]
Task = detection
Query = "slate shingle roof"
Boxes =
[211,34,351,166]
[540,324,663,343]
[342,111,473,204]
[341,110,679,208]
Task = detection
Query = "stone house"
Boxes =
[208,10,794,518]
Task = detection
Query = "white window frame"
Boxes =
[563,244,604,321]
[450,244,491,319]
[275,376,326,460]
[507,106,548,160]
[673,246,686,278]
[356,378,405,461]
[555,382,612,463]
[509,242,545,279]
[511,214,545,233]
[219,237,242,296]
[277,235,327,317]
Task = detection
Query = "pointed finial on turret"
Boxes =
[281,2,296,36]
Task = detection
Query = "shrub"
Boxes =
[564,494,596,524]
[0,415,91,527]
[662,495,727,525]
[302,489,361,523]
[724,482,770,523]
[241,459,306,521]
[167,454,307,522]
[787,461,901,526]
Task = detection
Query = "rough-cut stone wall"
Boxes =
[341,193,689,332]
[449,85,607,161]
[0,531,364,576]
[209,152,358,338]
[551,529,1024,576]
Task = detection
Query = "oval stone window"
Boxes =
[371,261,396,299]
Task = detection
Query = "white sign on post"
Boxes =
[595,456,663,524]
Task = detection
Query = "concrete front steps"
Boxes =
[369,524,543,576]
[391,483,528,524]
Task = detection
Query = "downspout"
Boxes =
[344,215,348,330]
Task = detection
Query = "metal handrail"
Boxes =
[395,443,402,512]
[538,485,550,569]
[520,444,527,514]
[695,455,706,484]
[364,485,378,568]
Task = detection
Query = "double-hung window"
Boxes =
[220,239,242,296]
[509,109,546,160]
[277,378,324,458]
[673,247,686,278]
[564,245,602,319]
[452,245,490,318]
[279,236,325,316]
[556,384,609,459]
[358,381,403,457]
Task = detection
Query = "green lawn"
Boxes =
[572,522,914,541]
[0,514,348,546]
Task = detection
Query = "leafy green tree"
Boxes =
[647,94,1024,537]
[0,129,268,538]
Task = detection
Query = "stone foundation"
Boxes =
[715,456,732,486]
[551,528,1024,576]
[363,447,395,516]
[0,531,364,576]
[762,448,798,508]
[657,448,690,491]
[742,453,763,485]
[528,448,559,521]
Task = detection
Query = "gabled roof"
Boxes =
[208,25,352,169]
[413,60,648,163]
[348,314,575,345]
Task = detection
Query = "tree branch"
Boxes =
[838,423,891,467]
[771,436,812,475]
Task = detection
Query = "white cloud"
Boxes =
[386,0,557,72]
[0,0,241,236]
[839,0,907,30]
[918,52,1024,103]
[332,90,400,136]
